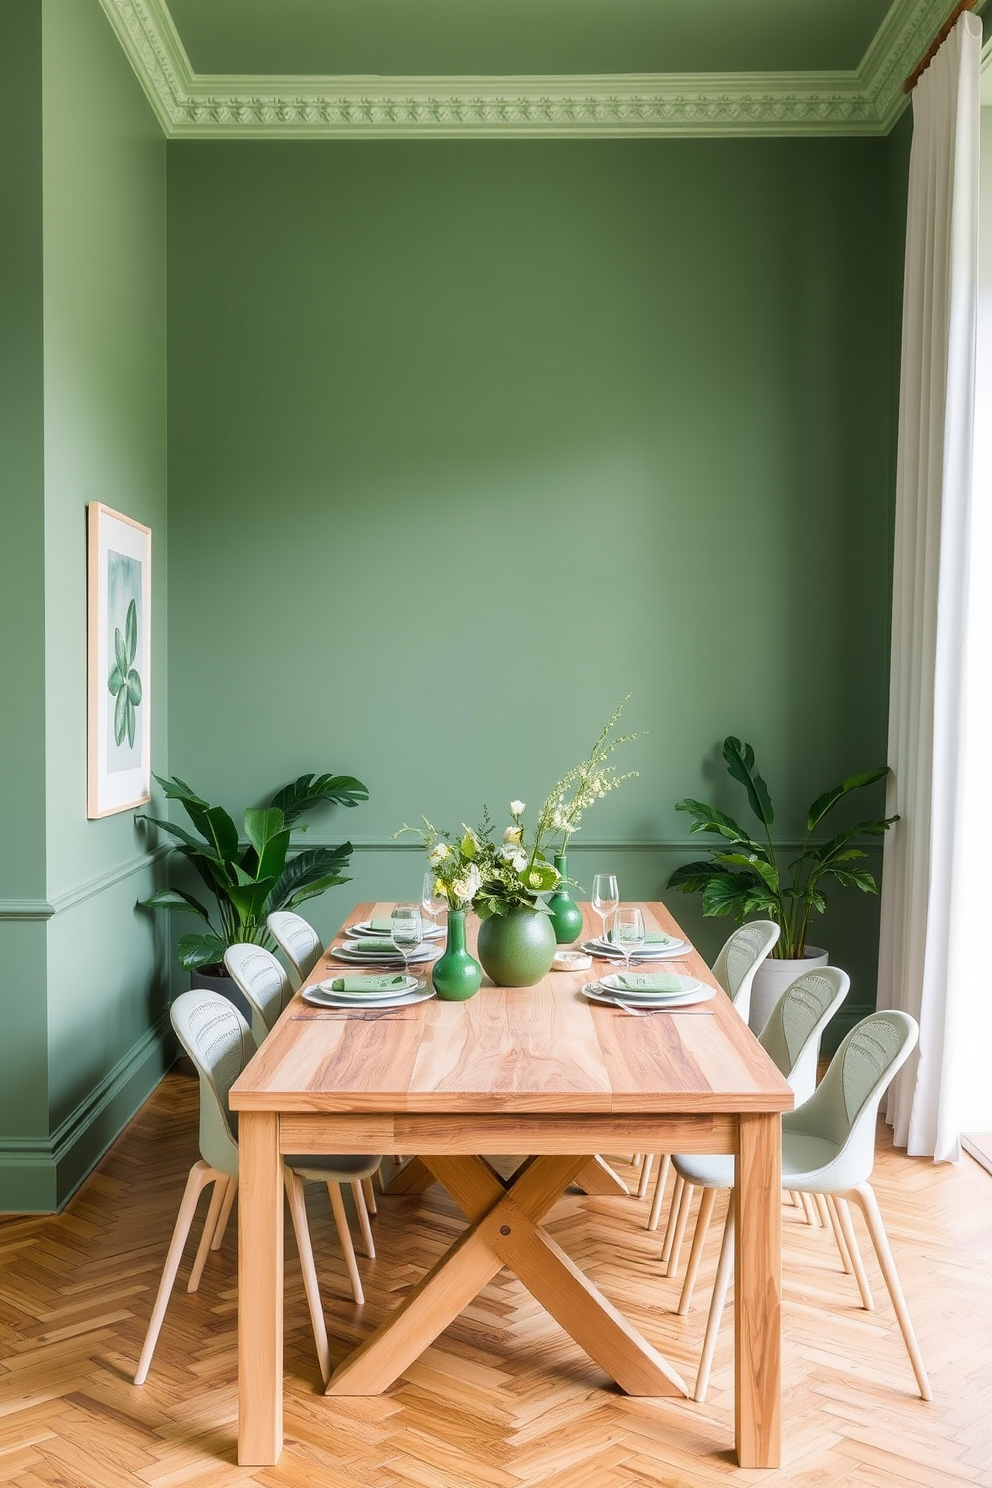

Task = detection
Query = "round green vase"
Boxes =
[476,906,557,987]
[430,910,481,1001]
[546,853,584,945]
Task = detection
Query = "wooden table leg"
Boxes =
[328,1153,687,1400]
[735,1111,781,1469]
[574,1155,630,1197]
[381,1156,436,1195]
[238,1111,283,1466]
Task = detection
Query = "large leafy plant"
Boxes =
[668,737,897,959]
[139,771,368,972]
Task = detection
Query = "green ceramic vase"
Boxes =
[476,906,557,987]
[546,854,584,945]
[430,910,481,1001]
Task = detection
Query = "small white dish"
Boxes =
[552,950,593,972]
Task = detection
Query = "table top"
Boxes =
[229,901,793,1117]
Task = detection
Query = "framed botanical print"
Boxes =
[87,503,152,818]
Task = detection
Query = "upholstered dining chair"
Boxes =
[224,942,379,1246]
[662,965,850,1299]
[640,920,781,1216]
[682,1009,930,1403]
[134,991,383,1387]
[267,909,323,987]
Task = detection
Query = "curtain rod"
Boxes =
[903,0,979,92]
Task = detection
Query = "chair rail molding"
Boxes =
[0,845,170,921]
[97,0,967,140]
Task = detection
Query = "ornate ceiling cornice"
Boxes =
[97,0,959,139]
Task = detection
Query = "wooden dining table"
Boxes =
[229,901,793,1469]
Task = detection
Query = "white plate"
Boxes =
[581,984,715,1010]
[350,920,444,940]
[332,940,442,964]
[582,938,687,960]
[311,974,421,1001]
[599,972,701,999]
[302,984,436,1010]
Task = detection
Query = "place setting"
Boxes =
[302,971,435,1014]
[578,902,713,1013]
[331,902,444,972]
[581,879,689,963]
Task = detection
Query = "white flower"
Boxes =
[451,864,482,904]
[503,826,523,844]
[429,843,449,865]
[510,800,525,817]
[512,852,528,872]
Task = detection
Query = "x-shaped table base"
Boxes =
[326,1153,688,1398]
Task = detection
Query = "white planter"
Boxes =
[748,947,828,1034]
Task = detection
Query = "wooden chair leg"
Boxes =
[647,1154,671,1232]
[678,1187,717,1316]
[824,1194,853,1274]
[637,1153,655,1200]
[211,1175,238,1250]
[134,1160,218,1385]
[660,1172,684,1259]
[187,1176,229,1293]
[327,1181,365,1305]
[694,1191,736,1403]
[362,1175,378,1215]
[800,1191,819,1225]
[351,1180,376,1259]
[846,1183,932,1401]
[834,1194,874,1310]
[666,1179,696,1279]
[814,1193,831,1227]
[284,1170,330,1383]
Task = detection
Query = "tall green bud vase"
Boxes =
[431,910,481,1001]
[547,854,584,945]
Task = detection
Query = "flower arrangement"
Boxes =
[398,701,639,919]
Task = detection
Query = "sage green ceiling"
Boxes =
[100,0,986,138]
[164,0,892,79]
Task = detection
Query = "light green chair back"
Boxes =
[758,965,849,1105]
[267,910,323,986]
[224,943,294,1045]
[782,1009,919,1193]
[170,990,253,1178]
[710,920,780,1024]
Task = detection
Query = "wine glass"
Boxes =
[421,870,446,933]
[391,903,423,980]
[611,906,645,976]
[591,874,619,946]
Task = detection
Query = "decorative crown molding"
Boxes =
[98,0,971,139]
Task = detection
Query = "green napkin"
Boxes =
[368,917,397,933]
[606,929,676,946]
[349,937,405,951]
[329,975,409,993]
[615,973,685,993]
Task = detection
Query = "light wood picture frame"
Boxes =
[87,503,152,818]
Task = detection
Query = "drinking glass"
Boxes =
[391,903,423,979]
[611,906,645,975]
[421,871,446,932]
[591,874,620,945]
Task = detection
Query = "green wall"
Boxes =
[166,136,901,1030]
[0,0,169,1211]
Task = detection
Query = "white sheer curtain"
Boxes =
[876,12,990,1163]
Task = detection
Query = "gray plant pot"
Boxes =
[189,965,252,1025]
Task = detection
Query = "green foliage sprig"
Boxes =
[139,771,368,972]
[667,736,898,959]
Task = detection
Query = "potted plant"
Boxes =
[668,736,897,1029]
[138,771,368,997]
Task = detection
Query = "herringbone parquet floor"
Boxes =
[2,1068,991,1488]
